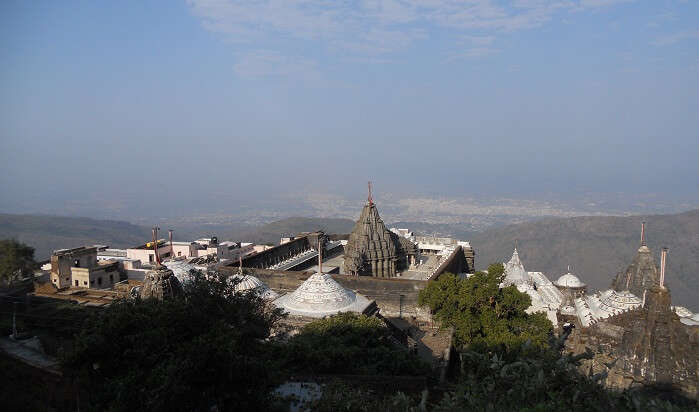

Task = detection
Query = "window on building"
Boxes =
[74,259,80,267]
[109,274,113,282]
[90,280,94,285]
[84,281,87,285]
[98,277,102,286]
[178,251,182,256]
[149,255,154,263]
[75,280,78,286]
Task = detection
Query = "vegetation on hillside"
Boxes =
[418,264,552,352]
[64,272,286,411]
[4,266,695,411]
[275,312,431,377]
[311,346,695,412]
[0,214,151,260]
[0,239,37,286]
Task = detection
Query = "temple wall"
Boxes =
[235,237,311,269]
[218,267,432,321]
[428,246,471,281]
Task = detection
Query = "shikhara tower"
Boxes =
[344,182,417,277]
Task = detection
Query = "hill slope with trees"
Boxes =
[0,214,151,260]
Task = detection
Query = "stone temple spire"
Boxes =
[344,184,417,277]
[611,223,659,297]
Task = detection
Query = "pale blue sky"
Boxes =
[1,1,698,218]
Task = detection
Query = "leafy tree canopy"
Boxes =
[418,263,552,352]
[64,271,286,411]
[0,239,36,286]
[275,312,431,377]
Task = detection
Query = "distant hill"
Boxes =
[0,214,152,260]
[237,217,356,244]
[469,210,699,311]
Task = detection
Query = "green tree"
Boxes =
[64,270,286,411]
[0,239,37,286]
[276,312,431,377]
[418,264,552,352]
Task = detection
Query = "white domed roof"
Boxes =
[692,312,699,322]
[273,272,373,318]
[229,274,278,300]
[230,274,265,292]
[555,273,586,288]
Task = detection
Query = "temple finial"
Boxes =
[660,247,668,288]
[152,226,161,266]
[318,236,323,274]
[514,239,518,252]
[368,181,373,205]
[641,221,646,247]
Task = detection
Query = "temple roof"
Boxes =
[611,245,659,297]
[555,272,586,288]
[344,200,416,274]
[583,289,642,322]
[273,272,373,318]
[503,248,531,286]
[229,274,279,300]
[164,260,198,284]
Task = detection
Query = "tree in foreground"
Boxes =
[418,264,552,353]
[0,239,37,286]
[276,312,431,377]
[64,271,286,411]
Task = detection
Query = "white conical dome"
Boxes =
[555,272,586,288]
[229,274,279,300]
[284,273,356,311]
[273,272,373,317]
[503,248,531,286]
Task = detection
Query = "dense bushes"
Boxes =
[64,271,286,411]
[275,312,431,377]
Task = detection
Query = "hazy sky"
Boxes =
[1,1,698,218]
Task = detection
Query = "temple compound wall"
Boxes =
[428,246,472,281]
[240,236,313,269]
[218,267,432,321]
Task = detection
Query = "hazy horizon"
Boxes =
[2,1,698,220]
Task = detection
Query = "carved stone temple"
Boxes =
[343,184,417,277]
[610,222,660,298]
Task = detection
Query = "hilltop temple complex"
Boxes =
[501,223,698,398]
